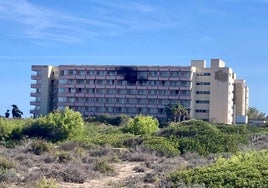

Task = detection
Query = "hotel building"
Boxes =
[30,59,249,124]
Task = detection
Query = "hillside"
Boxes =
[1,109,268,187]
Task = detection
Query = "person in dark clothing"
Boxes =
[5,110,10,118]
[11,105,23,118]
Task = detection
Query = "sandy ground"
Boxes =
[59,161,149,188]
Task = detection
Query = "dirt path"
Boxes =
[60,161,146,188]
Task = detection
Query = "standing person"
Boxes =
[5,110,10,118]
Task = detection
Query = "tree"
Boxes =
[165,103,189,122]
[122,115,159,135]
[247,107,266,120]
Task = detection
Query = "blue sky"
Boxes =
[0,0,267,117]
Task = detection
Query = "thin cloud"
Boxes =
[0,0,179,43]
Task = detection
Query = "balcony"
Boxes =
[31,75,41,80]
[30,109,40,114]
[30,92,41,97]
[30,101,40,105]
[105,85,116,89]
[75,84,86,88]
[75,102,84,106]
[75,75,85,79]
[31,83,41,89]
[75,93,84,97]
[58,93,75,97]
[32,65,45,71]
[85,75,95,79]
[105,75,116,80]
[115,85,126,89]
[57,102,74,106]
[105,94,115,98]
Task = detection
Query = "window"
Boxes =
[195,109,209,113]
[128,108,137,113]
[118,98,127,104]
[196,82,210,86]
[96,89,106,94]
[68,79,76,84]
[87,80,95,84]
[137,90,148,95]
[139,72,148,77]
[170,81,179,86]
[107,89,116,94]
[68,97,75,102]
[107,107,114,113]
[96,80,105,85]
[87,70,95,75]
[181,90,190,96]
[171,71,179,76]
[159,90,169,95]
[129,89,137,95]
[68,88,76,93]
[180,71,190,77]
[107,71,116,76]
[149,80,157,86]
[148,99,157,104]
[138,98,147,103]
[87,88,95,94]
[149,90,158,95]
[196,91,210,94]
[59,88,66,93]
[196,72,211,76]
[108,98,117,103]
[97,70,106,76]
[129,98,137,104]
[86,98,95,102]
[69,70,76,75]
[118,89,127,94]
[149,108,158,114]
[96,98,106,103]
[77,79,86,84]
[149,71,158,76]
[107,80,114,85]
[196,100,210,104]
[160,71,170,77]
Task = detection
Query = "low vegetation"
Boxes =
[0,108,268,187]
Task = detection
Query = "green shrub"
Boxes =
[168,150,268,187]
[55,151,73,163]
[159,120,247,155]
[0,118,26,142]
[122,115,159,135]
[143,136,179,157]
[0,157,14,169]
[36,177,59,188]
[23,108,85,142]
[29,140,51,155]
[94,158,115,175]
[86,114,130,126]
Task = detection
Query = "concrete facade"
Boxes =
[30,59,248,124]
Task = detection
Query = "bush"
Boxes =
[86,114,130,126]
[94,158,115,175]
[29,140,51,155]
[159,120,247,155]
[143,137,180,157]
[36,177,59,188]
[23,108,85,142]
[0,157,14,169]
[168,150,268,187]
[122,115,159,135]
[0,118,26,142]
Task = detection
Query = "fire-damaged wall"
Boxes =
[117,66,148,84]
